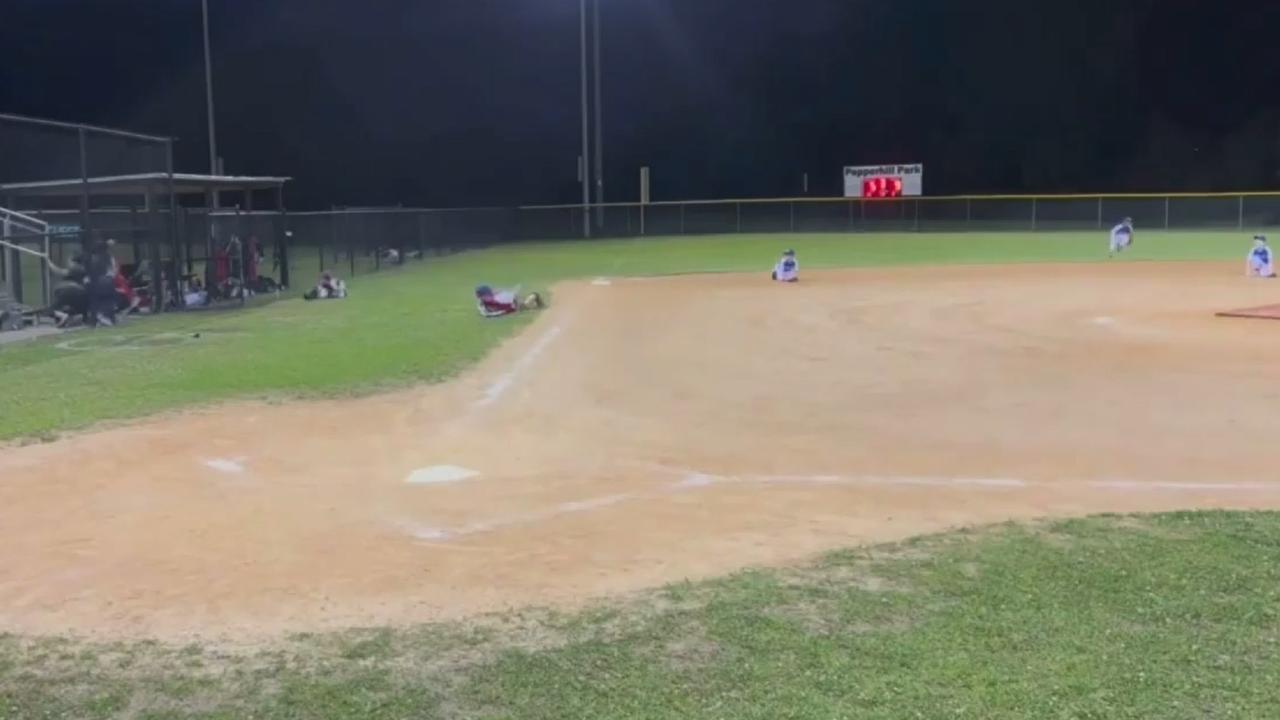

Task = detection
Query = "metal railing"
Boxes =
[1,208,55,308]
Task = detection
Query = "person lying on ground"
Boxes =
[304,272,348,301]
[475,284,543,317]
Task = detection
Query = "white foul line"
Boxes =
[476,323,564,408]
[401,492,638,542]
[681,471,1280,494]
[398,469,1280,545]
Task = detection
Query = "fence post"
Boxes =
[736,202,741,233]
[8,239,21,306]
[847,200,853,231]
[679,204,685,235]
[1031,197,1038,231]
[789,202,795,232]
[966,197,972,230]
[1097,197,1103,229]
[1238,195,1245,229]
[78,128,91,252]
[42,231,51,308]
[914,199,920,231]
[1164,196,1170,230]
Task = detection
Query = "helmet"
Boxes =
[475,284,493,297]
[783,249,796,256]
[1255,235,1268,244]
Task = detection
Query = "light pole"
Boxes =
[202,0,219,184]
[592,0,604,230]
[579,0,590,237]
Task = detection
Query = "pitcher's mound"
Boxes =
[1217,303,1280,320]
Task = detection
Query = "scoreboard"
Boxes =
[843,164,924,198]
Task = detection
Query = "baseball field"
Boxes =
[2,231,1280,718]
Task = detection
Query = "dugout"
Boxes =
[0,173,291,311]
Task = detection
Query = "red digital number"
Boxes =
[862,176,904,198]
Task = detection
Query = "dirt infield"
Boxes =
[3,261,1280,641]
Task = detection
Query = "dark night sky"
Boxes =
[2,0,1279,209]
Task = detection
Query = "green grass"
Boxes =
[0,230,1248,441]
[2,511,1278,719]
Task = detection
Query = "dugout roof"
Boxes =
[0,173,290,198]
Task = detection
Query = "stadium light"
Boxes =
[579,0,589,237]
[202,0,219,186]
[577,0,605,237]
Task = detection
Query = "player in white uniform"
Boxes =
[1246,235,1275,278]
[771,249,799,282]
[1109,217,1134,257]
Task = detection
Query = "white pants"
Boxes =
[1249,257,1274,277]
[1110,234,1132,253]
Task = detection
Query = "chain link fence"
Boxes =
[244,193,1280,281]
[185,192,1280,294]
[509,194,1280,239]
[1,113,174,312]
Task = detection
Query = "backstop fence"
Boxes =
[0,113,174,312]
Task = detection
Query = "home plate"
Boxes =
[1216,303,1280,321]
[406,465,480,485]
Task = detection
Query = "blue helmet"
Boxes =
[783,249,796,256]
[475,284,493,297]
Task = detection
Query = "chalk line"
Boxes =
[401,492,640,543]
[677,470,1280,494]
[1088,480,1280,492]
[397,468,1280,545]
[475,323,564,408]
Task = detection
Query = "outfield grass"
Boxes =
[0,230,1247,441]
[2,511,1277,719]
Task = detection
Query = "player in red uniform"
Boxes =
[475,285,543,317]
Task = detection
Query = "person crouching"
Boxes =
[771,249,799,282]
[1247,235,1276,278]
[304,272,348,300]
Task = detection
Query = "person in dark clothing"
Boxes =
[84,239,119,326]
[46,255,90,328]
